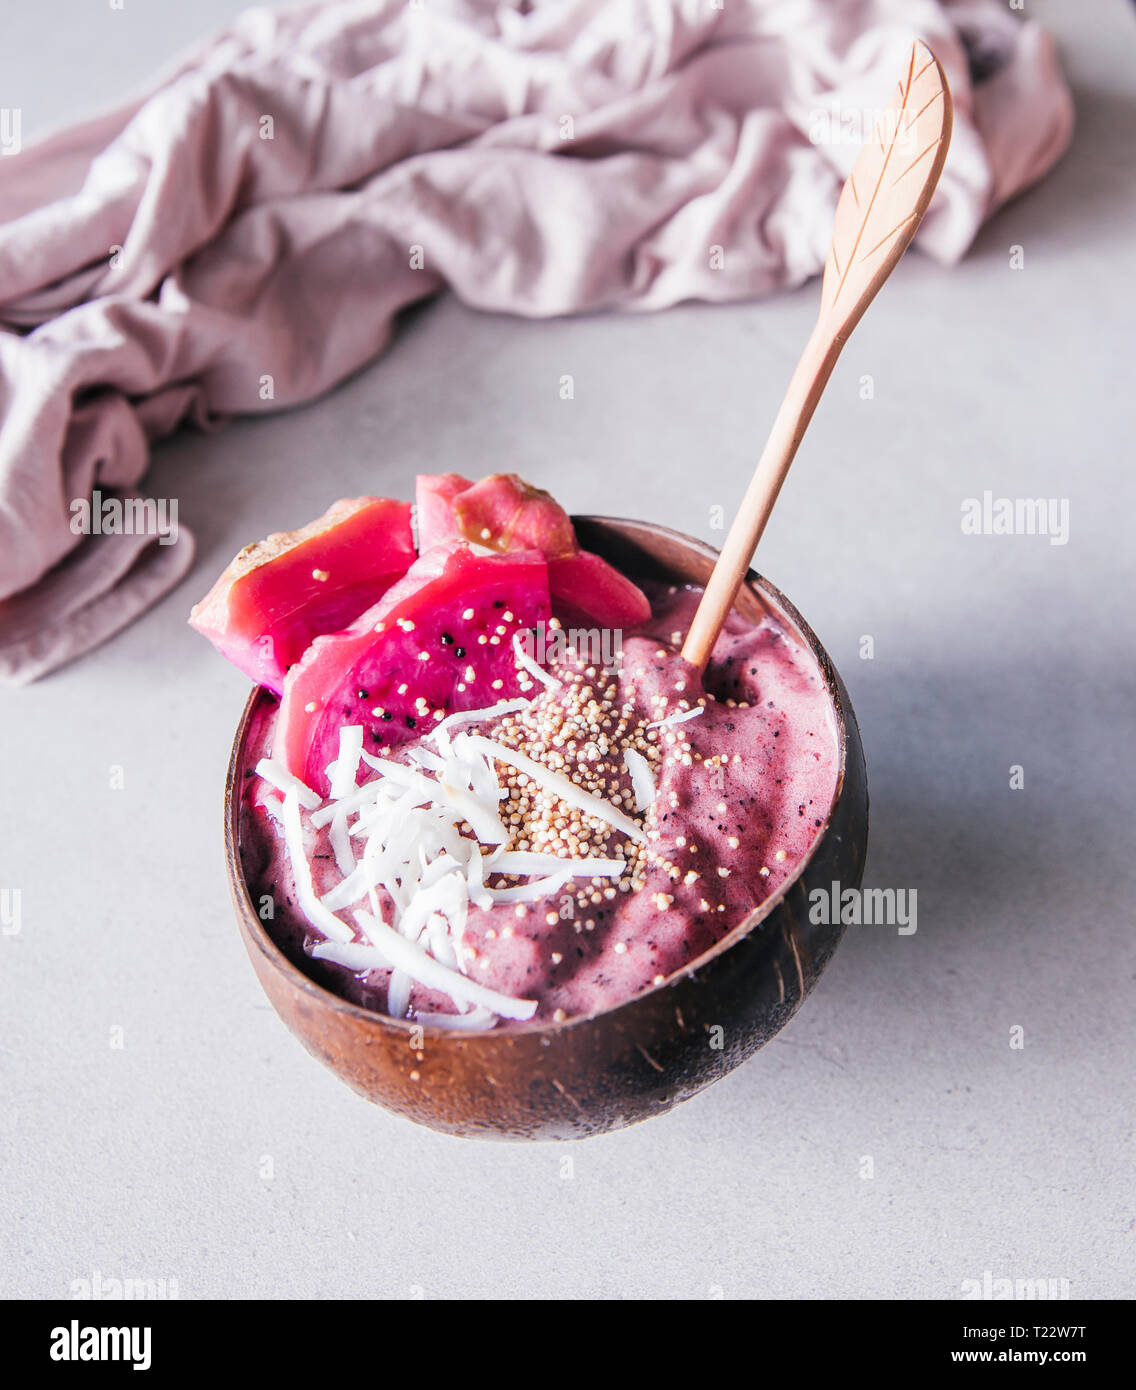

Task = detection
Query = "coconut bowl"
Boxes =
[225,516,869,1140]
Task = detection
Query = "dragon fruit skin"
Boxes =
[453,474,577,557]
[414,473,472,552]
[414,473,650,628]
[274,543,552,794]
[189,497,415,694]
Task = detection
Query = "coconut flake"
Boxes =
[427,911,462,972]
[397,872,467,944]
[648,706,705,730]
[512,631,561,691]
[256,757,322,810]
[439,780,508,846]
[387,969,412,1019]
[405,745,447,775]
[490,851,624,878]
[328,725,364,800]
[412,1007,496,1031]
[465,845,492,911]
[328,807,356,877]
[279,790,353,943]
[482,871,575,904]
[311,939,390,972]
[428,698,529,752]
[311,782,377,827]
[624,746,656,812]
[353,909,537,1021]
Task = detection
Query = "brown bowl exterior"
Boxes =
[226,517,869,1139]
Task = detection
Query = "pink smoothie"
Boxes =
[238,581,840,1023]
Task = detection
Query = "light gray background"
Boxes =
[2,1,1133,1300]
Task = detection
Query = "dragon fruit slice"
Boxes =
[547,550,653,629]
[189,497,415,694]
[415,472,650,628]
[275,543,551,793]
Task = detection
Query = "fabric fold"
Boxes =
[0,0,1074,685]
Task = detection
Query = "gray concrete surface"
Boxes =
[1,0,1133,1299]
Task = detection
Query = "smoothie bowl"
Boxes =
[201,479,867,1139]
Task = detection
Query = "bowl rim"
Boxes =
[226,515,851,1040]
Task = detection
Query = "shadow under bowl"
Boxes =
[225,516,869,1140]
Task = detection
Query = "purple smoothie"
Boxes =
[238,581,839,1024]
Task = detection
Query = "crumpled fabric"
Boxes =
[0,0,1073,684]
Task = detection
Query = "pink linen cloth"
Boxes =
[0,0,1073,685]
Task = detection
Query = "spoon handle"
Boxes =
[682,40,953,672]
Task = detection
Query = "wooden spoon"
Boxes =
[682,39,953,671]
